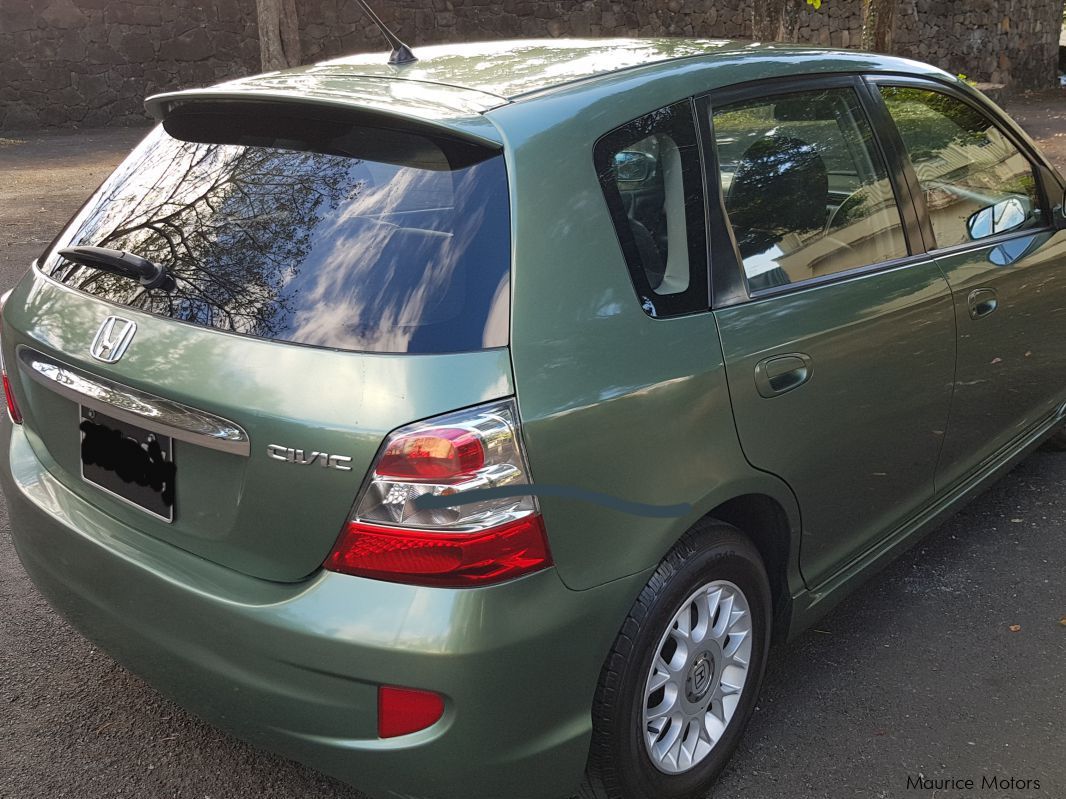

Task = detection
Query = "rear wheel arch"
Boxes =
[700,493,798,642]
[582,517,773,799]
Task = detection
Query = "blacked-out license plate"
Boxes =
[80,407,175,522]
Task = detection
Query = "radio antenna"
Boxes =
[353,0,418,65]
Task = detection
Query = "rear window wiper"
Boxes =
[58,246,175,291]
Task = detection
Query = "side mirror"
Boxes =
[967,196,1028,240]
[614,151,654,183]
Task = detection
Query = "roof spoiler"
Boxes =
[144,88,504,149]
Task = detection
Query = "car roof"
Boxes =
[145,38,950,146]
[314,38,808,99]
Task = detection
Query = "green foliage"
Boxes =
[806,0,822,8]
[882,86,990,162]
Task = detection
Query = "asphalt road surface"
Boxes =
[3,93,1066,799]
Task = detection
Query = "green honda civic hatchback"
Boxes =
[4,37,1066,799]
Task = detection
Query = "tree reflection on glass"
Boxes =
[46,132,359,340]
[41,123,511,354]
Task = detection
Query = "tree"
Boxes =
[751,0,789,41]
[861,0,897,52]
[256,0,301,71]
[751,0,821,43]
[780,0,907,54]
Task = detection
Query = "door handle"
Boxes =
[968,287,998,319]
[755,353,813,398]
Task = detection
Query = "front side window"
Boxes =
[880,86,1043,249]
[595,102,708,317]
[714,87,909,293]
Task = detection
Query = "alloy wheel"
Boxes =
[641,579,753,774]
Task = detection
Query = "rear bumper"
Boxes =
[2,423,645,799]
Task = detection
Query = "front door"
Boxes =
[876,80,1066,491]
[707,80,956,587]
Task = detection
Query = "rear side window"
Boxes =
[39,107,511,354]
[595,101,709,318]
[879,86,1044,249]
[713,87,909,293]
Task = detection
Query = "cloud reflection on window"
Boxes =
[44,124,511,355]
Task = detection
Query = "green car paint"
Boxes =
[931,230,1066,492]
[714,261,957,587]
[5,276,515,582]
[3,419,645,799]
[4,38,1066,799]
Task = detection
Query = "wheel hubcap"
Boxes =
[641,580,753,774]
[686,652,715,702]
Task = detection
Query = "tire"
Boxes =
[582,520,772,799]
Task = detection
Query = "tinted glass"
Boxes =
[604,132,691,296]
[880,86,1043,248]
[714,87,909,293]
[40,114,510,354]
[595,102,708,317]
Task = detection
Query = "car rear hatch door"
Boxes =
[4,99,513,582]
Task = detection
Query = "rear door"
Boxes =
[705,77,956,587]
[3,102,513,582]
[873,78,1066,491]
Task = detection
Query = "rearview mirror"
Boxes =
[614,151,654,183]
[967,196,1028,240]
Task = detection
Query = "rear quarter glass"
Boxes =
[37,106,511,354]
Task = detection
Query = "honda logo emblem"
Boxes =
[90,316,137,363]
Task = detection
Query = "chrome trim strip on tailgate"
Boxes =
[16,346,250,457]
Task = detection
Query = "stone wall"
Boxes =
[898,0,1061,87]
[1,0,1062,131]
[0,0,259,129]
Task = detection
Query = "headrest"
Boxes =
[726,134,829,256]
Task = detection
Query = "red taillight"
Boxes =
[325,514,552,587]
[0,290,19,425]
[376,427,485,479]
[378,685,445,739]
[2,373,21,425]
[332,400,549,588]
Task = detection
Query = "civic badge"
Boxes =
[90,316,137,363]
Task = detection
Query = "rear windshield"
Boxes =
[38,107,511,354]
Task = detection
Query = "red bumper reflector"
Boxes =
[3,373,21,425]
[324,514,552,587]
[378,685,445,739]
